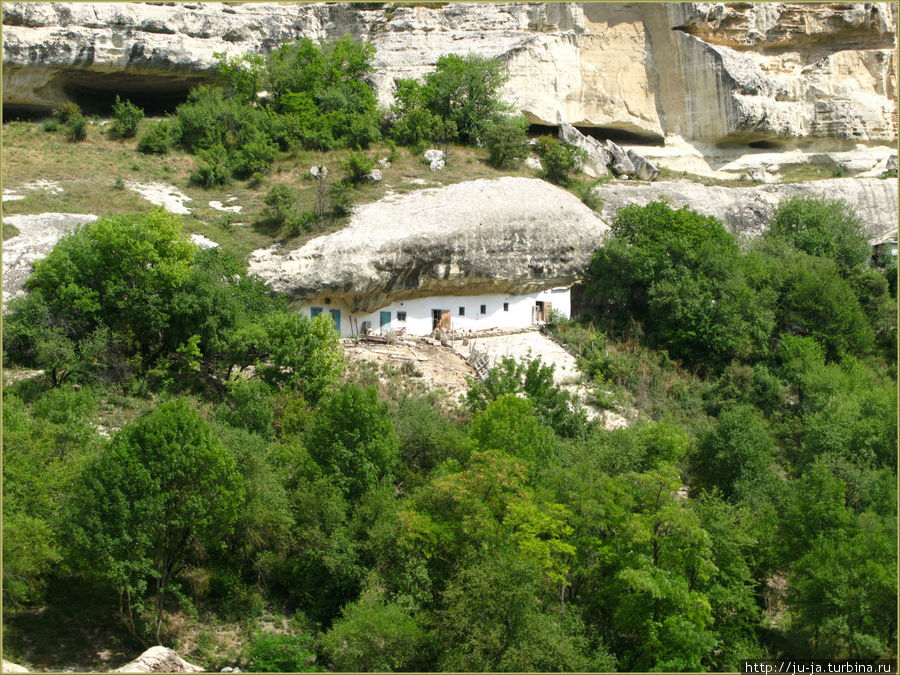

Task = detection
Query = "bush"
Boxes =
[263,184,297,228]
[110,95,144,139]
[53,102,82,124]
[535,136,584,186]
[286,211,317,237]
[190,144,230,188]
[768,195,870,273]
[484,115,529,169]
[244,632,320,672]
[137,120,177,154]
[230,128,277,180]
[341,152,375,185]
[60,106,87,142]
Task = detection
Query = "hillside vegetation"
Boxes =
[2,36,897,672]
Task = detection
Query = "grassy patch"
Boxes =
[3,119,542,259]
[780,164,844,182]
[3,222,20,240]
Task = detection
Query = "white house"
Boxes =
[300,286,572,338]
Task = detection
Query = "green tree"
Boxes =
[484,115,529,169]
[423,54,508,145]
[768,195,870,273]
[305,384,398,500]
[320,591,427,672]
[24,209,195,357]
[586,202,774,367]
[691,404,776,501]
[68,399,243,640]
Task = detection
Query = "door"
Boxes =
[329,309,341,333]
[440,310,451,332]
[380,311,391,333]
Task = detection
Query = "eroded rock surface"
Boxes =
[593,177,899,242]
[112,646,203,673]
[248,177,609,312]
[3,3,895,150]
[2,212,98,305]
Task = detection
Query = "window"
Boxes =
[503,302,509,312]
[459,306,465,316]
[324,297,331,305]
[480,304,487,314]
[397,311,407,321]
[311,307,323,318]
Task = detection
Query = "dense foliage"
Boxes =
[3,62,897,672]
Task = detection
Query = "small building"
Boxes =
[301,286,571,338]
[872,231,898,264]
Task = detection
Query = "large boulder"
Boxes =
[249,177,609,312]
[557,122,610,177]
[593,177,898,242]
[112,646,203,673]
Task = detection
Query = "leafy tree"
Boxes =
[110,95,144,139]
[320,591,427,672]
[788,514,897,658]
[469,393,557,470]
[68,399,244,640]
[435,546,612,672]
[423,54,508,145]
[585,202,774,367]
[691,404,776,501]
[23,209,195,360]
[768,195,870,273]
[263,183,299,228]
[305,384,398,500]
[215,52,266,104]
[484,114,529,169]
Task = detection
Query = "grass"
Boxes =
[780,164,845,182]
[2,118,542,259]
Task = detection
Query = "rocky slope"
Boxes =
[593,177,899,242]
[3,3,896,171]
[248,177,609,312]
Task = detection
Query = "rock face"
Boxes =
[3,3,896,149]
[112,646,203,673]
[2,212,98,306]
[248,177,609,312]
[593,177,898,242]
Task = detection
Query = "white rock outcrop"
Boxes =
[3,3,895,149]
[2,212,99,305]
[249,176,609,312]
[112,646,203,673]
[593,177,899,242]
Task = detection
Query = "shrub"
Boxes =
[263,184,298,228]
[535,136,584,186]
[110,95,144,139]
[341,152,375,185]
[484,115,529,169]
[229,129,277,180]
[244,632,320,672]
[137,120,176,154]
[286,211,317,237]
[190,144,230,188]
[64,111,88,142]
[53,102,82,124]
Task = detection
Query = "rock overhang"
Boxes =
[248,177,610,313]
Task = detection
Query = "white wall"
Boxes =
[300,287,571,338]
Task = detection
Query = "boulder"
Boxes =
[309,165,328,179]
[2,660,28,673]
[429,159,445,171]
[604,140,635,177]
[524,156,543,171]
[423,149,444,162]
[112,646,203,673]
[625,149,660,182]
[557,122,610,177]
[248,177,610,312]
[367,169,383,182]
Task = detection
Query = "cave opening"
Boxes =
[747,139,782,150]
[62,85,194,117]
[528,123,664,146]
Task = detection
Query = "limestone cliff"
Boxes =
[3,3,896,151]
[247,177,609,312]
